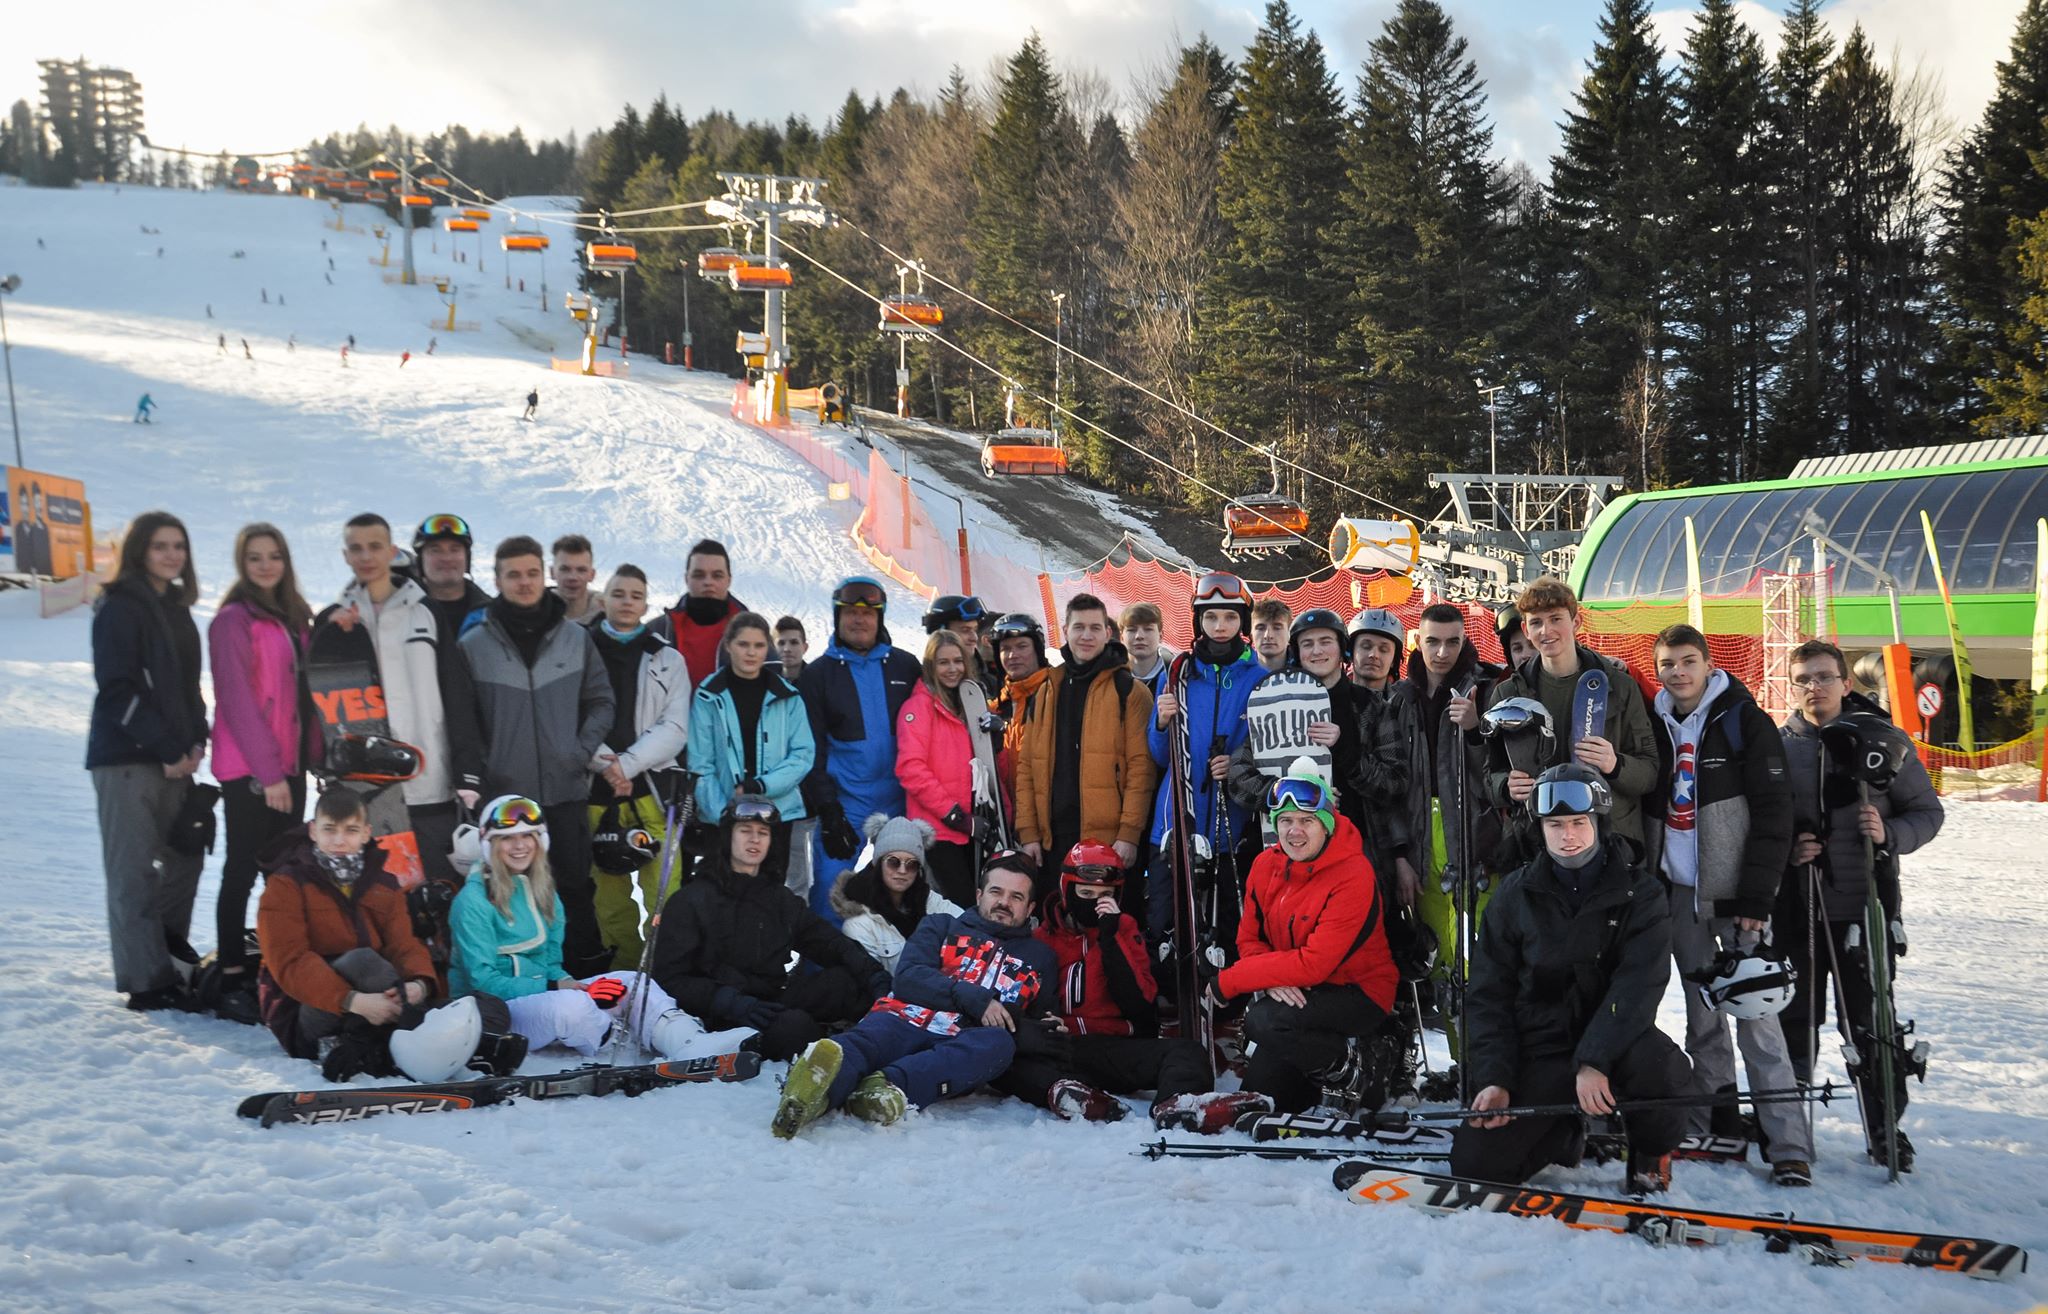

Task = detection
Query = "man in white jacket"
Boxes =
[335,514,476,881]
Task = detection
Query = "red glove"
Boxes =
[583,977,628,1008]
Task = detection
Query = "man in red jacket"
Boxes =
[655,538,745,685]
[1210,759,1398,1114]
[993,843,1272,1131]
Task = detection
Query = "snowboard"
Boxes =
[1571,668,1609,747]
[1242,668,1334,842]
[306,616,424,887]
[239,1051,762,1126]
[1330,1159,2027,1280]
[956,680,1013,869]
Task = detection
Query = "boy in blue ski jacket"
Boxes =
[800,577,920,923]
[1144,572,1260,950]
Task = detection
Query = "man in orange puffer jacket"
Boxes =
[1210,758,1397,1114]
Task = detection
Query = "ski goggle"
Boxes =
[1267,776,1333,816]
[956,596,987,621]
[1532,775,1609,819]
[1192,571,1250,607]
[1062,863,1123,884]
[482,795,545,832]
[991,614,1039,639]
[833,578,887,610]
[417,513,471,541]
[1481,699,1550,738]
[727,797,780,824]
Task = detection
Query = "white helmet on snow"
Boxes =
[390,997,484,1083]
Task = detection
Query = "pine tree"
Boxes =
[1547,0,1677,487]
[1669,0,1776,482]
[968,35,1066,403]
[585,106,643,217]
[1197,0,1349,499]
[1335,0,1509,502]
[1981,175,2048,432]
[1761,0,1837,472]
[1945,0,2048,433]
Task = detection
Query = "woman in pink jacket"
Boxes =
[894,630,979,905]
[207,523,319,1023]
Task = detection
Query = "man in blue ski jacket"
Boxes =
[1145,571,1260,953]
[800,576,920,923]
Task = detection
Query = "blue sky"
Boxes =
[7,1,2022,169]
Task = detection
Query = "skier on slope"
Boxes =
[523,389,539,421]
[1777,639,1943,1172]
[652,537,745,686]
[1149,571,1260,953]
[133,393,154,423]
[1201,760,1398,1116]
[652,796,888,1061]
[1455,762,1693,1193]
[771,850,1058,1137]
[1483,577,1657,866]
[993,841,1273,1132]
[799,576,920,923]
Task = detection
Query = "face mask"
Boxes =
[1064,887,1107,928]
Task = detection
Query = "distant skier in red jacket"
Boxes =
[1208,758,1398,1115]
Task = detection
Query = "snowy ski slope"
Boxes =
[1,181,2045,1313]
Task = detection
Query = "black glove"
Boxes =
[820,807,859,860]
[739,998,786,1031]
[942,805,970,832]
[1012,1018,1071,1064]
[737,777,766,796]
[712,986,776,1029]
[978,711,1007,736]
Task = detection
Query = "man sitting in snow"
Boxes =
[770,851,1058,1137]
[993,841,1271,1132]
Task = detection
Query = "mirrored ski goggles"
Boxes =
[1192,572,1249,606]
[1267,776,1333,815]
[483,796,545,831]
[833,578,887,609]
[1481,701,1547,736]
[1532,776,1606,818]
[418,513,471,540]
[727,797,780,823]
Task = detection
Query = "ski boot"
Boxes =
[1769,1159,1813,1188]
[845,1073,908,1126]
[1625,1149,1673,1195]
[1310,1036,1390,1117]
[1051,1079,1127,1124]
[1151,1090,1272,1134]
[771,1039,844,1139]
[1867,1130,1915,1174]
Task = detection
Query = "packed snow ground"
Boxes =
[1,182,2046,1313]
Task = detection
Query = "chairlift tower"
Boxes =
[1420,472,1623,601]
[705,173,833,383]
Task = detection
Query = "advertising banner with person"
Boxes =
[5,466,90,580]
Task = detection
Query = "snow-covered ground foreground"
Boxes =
[2,182,2046,1313]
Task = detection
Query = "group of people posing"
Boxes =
[86,511,1941,1185]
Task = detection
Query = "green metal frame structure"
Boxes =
[1568,456,2048,665]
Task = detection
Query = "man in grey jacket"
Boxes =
[1777,639,1943,1172]
[449,535,617,976]
[1645,625,1811,1186]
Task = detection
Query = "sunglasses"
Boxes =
[1268,776,1331,814]
[883,854,924,874]
[485,796,544,828]
[834,579,887,609]
[418,513,471,539]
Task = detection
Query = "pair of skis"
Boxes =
[1164,653,1218,1081]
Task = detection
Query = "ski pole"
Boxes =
[1404,1081,1839,1124]
[605,768,696,1067]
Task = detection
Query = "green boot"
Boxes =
[845,1072,908,1126]
[770,1040,844,1140]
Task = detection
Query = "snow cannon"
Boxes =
[1329,517,1420,574]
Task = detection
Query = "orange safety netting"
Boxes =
[1912,731,2047,802]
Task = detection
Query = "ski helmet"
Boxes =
[1818,710,1913,789]
[591,807,658,875]
[1692,943,1797,1020]
[1060,839,1125,884]
[389,997,484,1083]
[1481,696,1558,763]
[1346,607,1405,657]
[413,512,473,565]
[1494,604,1523,641]
[1191,570,1253,630]
[322,733,423,786]
[990,612,1047,665]
[922,594,988,635]
[480,795,549,851]
[1288,607,1347,662]
[1267,755,1338,835]
[1530,763,1612,819]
